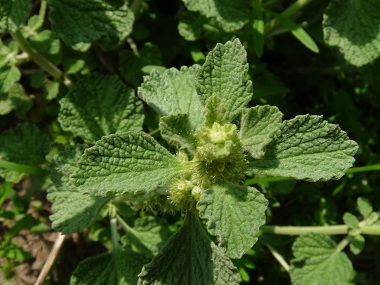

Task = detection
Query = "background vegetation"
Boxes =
[1,0,380,284]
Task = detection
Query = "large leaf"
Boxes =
[71,133,184,196]
[239,106,283,159]
[290,234,354,285]
[48,0,134,49]
[197,183,268,259]
[197,39,252,122]
[58,74,144,144]
[0,0,32,32]
[47,145,111,234]
[249,115,358,181]
[323,0,380,66]
[138,212,241,285]
[71,248,150,285]
[138,65,204,128]
[181,0,249,32]
[0,123,50,183]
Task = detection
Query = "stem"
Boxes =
[0,159,49,176]
[262,240,290,272]
[39,0,48,21]
[347,164,380,174]
[261,224,380,236]
[265,0,313,35]
[110,217,120,251]
[34,233,65,285]
[10,29,63,80]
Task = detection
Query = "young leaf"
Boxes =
[0,123,50,183]
[0,0,32,32]
[0,83,33,116]
[71,248,150,285]
[197,183,268,259]
[47,144,112,234]
[249,115,358,181]
[181,0,249,32]
[159,114,196,155]
[204,95,229,127]
[48,0,134,49]
[349,234,365,255]
[139,65,205,128]
[71,133,185,196]
[0,65,21,93]
[343,212,359,229]
[323,0,380,66]
[239,106,283,159]
[269,12,319,53]
[197,39,253,122]
[138,212,241,285]
[357,197,373,219]
[290,234,354,285]
[58,74,144,144]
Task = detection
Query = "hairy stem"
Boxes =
[10,29,63,80]
[262,224,380,235]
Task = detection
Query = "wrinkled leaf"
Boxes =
[249,115,358,181]
[58,74,144,144]
[197,183,268,258]
[0,0,32,32]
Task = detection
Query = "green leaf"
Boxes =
[178,12,207,41]
[0,65,21,93]
[159,114,196,155]
[197,39,253,122]
[270,12,319,53]
[249,115,358,182]
[357,197,373,219]
[48,0,134,49]
[121,216,172,257]
[343,212,359,229]
[239,106,283,159]
[71,133,184,196]
[47,186,112,234]
[204,95,229,127]
[290,234,354,285]
[47,145,112,234]
[323,0,380,66]
[349,234,365,255]
[197,183,267,259]
[138,65,204,128]
[58,74,144,144]
[30,30,62,65]
[0,83,33,116]
[181,0,249,32]
[0,0,32,32]
[71,248,150,285]
[138,212,241,285]
[0,123,50,183]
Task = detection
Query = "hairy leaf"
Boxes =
[197,183,268,259]
[48,0,134,49]
[159,114,196,155]
[357,197,373,219]
[239,106,283,159]
[197,39,252,122]
[47,144,111,234]
[0,0,32,32]
[290,234,354,285]
[181,0,249,32]
[0,123,50,183]
[0,83,32,116]
[139,65,204,128]
[71,249,150,285]
[71,133,184,196]
[350,234,365,255]
[323,0,380,66]
[138,212,241,285]
[204,95,229,127]
[58,74,144,144]
[0,65,21,93]
[249,115,358,181]
[343,212,359,229]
